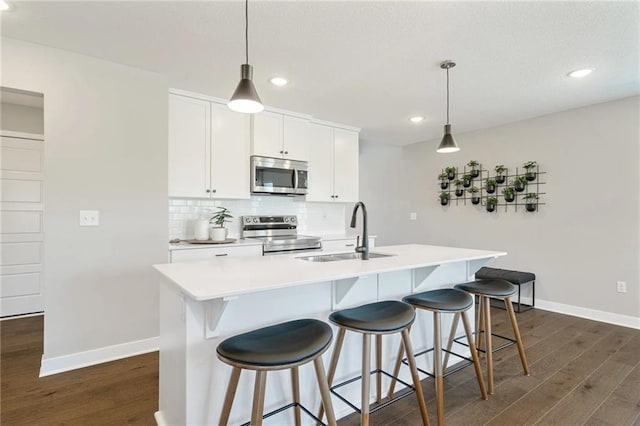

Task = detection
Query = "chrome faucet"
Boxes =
[350,201,369,260]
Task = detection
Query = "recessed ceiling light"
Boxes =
[567,68,594,79]
[270,77,289,87]
[409,116,425,123]
[0,0,12,11]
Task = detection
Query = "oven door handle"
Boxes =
[293,168,298,190]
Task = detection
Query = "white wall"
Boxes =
[362,96,640,323]
[1,102,44,134]
[1,38,168,368]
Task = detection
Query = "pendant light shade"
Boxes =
[436,60,460,153]
[228,0,263,114]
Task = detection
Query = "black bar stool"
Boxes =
[317,300,430,426]
[388,289,487,425]
[454,279,530,394]
[217,319,337,426]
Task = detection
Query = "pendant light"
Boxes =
[436,60,460,153]
[228,0,264,113]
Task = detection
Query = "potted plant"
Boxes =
[438,172,449,190]
[209,207,233,241]
[467,160,480,178]
[462,174,472,188]
[468,186,480,204]
[494,165,507,184]
[454,179,464,197]
[485,178,497,194]
[514,176,528,192]
[523,193,538,212]
[523,161,537,181]
[439,191,450,206]
[486,196,498,212]
[445,166,457,181]
[502,186,516,202]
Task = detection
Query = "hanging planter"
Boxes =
[514,176,527,192]
[523,192,538,212]
[462,174,472,188]
[502,186,516,202]
[523,161,537,181]
[454,179,464,197]
[494,165,507,184]
[439,191,450,206]
[486,196,498,212]
[467,160,480,178]
[485,178,497,194]
[445,166,457,181]
[438,172,449,189]
[467,186,480,205]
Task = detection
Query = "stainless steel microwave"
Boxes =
[250,156,308,196]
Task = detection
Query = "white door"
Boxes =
[169,94,211,198]
[306,123,334,202]
[283,115,309,161]
[333,128,359,202]
[251,111,283,158]
[210,103,250,199]
[1,134,45,317]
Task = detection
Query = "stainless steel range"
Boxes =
[241,215,322,255]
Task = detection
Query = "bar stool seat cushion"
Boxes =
[217,319,332,367]
[403,288,473,312]
[475,267,536,285]
[454,279,516,297]
[329,300,415,333]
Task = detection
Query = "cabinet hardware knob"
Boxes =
[335,195,339,198]
[279,150,283,154]
[345,244,355,247]
[215,253,228,257]
[206,189,211,193]
[284,151,288,155]
[212,189,217,193]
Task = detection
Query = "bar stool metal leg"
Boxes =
[251,371,267,426]
[505,296,530,376]
[219,367,242,426]
[291,367,301,426]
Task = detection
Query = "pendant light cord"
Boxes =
[245,0,249,64]
[446,67,450,125]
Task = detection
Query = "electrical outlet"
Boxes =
[410,212,417,221]
[79,210,99,226]
[616,281,627,293]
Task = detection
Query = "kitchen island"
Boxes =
[153,244,506,425]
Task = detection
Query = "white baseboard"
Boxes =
[39,336,159,377]
[536,299,640,330]
[154,410,168,426]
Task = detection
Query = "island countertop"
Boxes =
[153,244,506,301]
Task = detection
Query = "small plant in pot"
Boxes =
[462,174,472,188]
[502,186,516,202]
[454,179,464,197]
[494,165,507,184]
[523,161,537,181]
[523,193,539,212]
[514,176,528,192]
[468,186,480,204]
[486,196,498,212]
[467,160,480,178]
[438,172,449,190]
[445,166,457,181]
[485,178,497,194]
[439,191,450,206]
[209,207,233,241]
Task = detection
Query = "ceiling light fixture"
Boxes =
[270,77,289,87]
[0,0,12,11]
[436,60,460,154]
[228,0,263,114]
[567,68,594,79]
[409,116,425,123]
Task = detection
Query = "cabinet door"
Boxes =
[210,103,250,199]
[283,115,309,161]
[306,123,334,202]
[333,128,359,202]
[170,245,262,263]
[251,111,283,158]
[169,95,211,198]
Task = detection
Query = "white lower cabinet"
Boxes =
[170,245,262,263]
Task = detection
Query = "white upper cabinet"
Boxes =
[169,93,250,199]
[307,123,359,203]
[252,111,309,161]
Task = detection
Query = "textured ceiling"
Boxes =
[1,1,638,145]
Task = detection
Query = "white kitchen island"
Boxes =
[153,244,506,426]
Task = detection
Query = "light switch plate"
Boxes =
[410,212,417,220]
[79,210,99,226]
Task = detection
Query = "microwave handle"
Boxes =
[293,168,298,189]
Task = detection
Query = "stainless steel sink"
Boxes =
[296,252,395,262]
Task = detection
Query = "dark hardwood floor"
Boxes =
[1,308,639,425]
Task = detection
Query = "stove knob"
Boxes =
[290,216,296,223]
[253,218,259,223]
[284,217,289,222]
[245,217,251,223]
